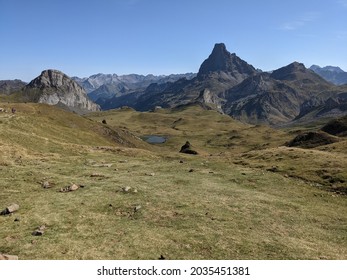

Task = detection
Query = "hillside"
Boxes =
[223,62,338,125]
[0,99,346,260]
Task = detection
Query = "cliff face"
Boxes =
[25,70,100,112]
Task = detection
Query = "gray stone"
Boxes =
[0,204,19,215]
[122,186,132,193]
[32,225,46,236]
[59,183,80,192]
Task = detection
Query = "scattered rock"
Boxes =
[91,163,113,167]
[102,119,107,124]
[14,217,20,222]
[41,181,54,189]
[59,183,80,192]
[32,225,46,236]
[1,204,19,215]
[158,254,166,260]
[179,160,184,163]
[134,205,142,212]
[145,172,155,176]
[0,254,18,260]
[90,173,105,178]
[179,141,198,155]
[189,169,194,173]
[119,160,128,163]
[121,186,132,193]
[267,166,279,172]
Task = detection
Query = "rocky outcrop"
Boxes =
[25,70,100,112]
[198,43,256,83]
[179,141,198,155]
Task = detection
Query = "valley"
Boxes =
[0,103,346,259]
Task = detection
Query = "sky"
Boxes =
[1,0,347,81]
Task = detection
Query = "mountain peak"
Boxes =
[270,62,307,80]
[309,64,347,85]
[197,43,256,80]
[310,65,345,74]
[25,69,100,112]
[28,69,75,89]
[211,43,228,55]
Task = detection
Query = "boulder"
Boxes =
[32,225,46,236]
[59,183,80,192]
[179,141,198,155]
[0,204,19,215]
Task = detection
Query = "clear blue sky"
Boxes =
[1,0,347,81]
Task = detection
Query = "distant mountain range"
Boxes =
[0,79,27,95]
[90,43,347,125]
[72,73,196,102]
[1,43,347,125]
[310,65,347,85]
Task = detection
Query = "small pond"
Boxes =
[141,135,167,144]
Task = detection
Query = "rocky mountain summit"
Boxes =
[113,43,258,112]
[310,65,347,85]
[24,70,100,112]
[197,43,256,83]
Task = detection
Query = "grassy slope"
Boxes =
[0,103,346,259]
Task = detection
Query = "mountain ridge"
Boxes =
[310,65,347,85]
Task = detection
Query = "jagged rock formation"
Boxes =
[197,43,256,83]
[124,43,257,112]
[24,70,100,112]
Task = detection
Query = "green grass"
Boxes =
[0,103,346,259]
